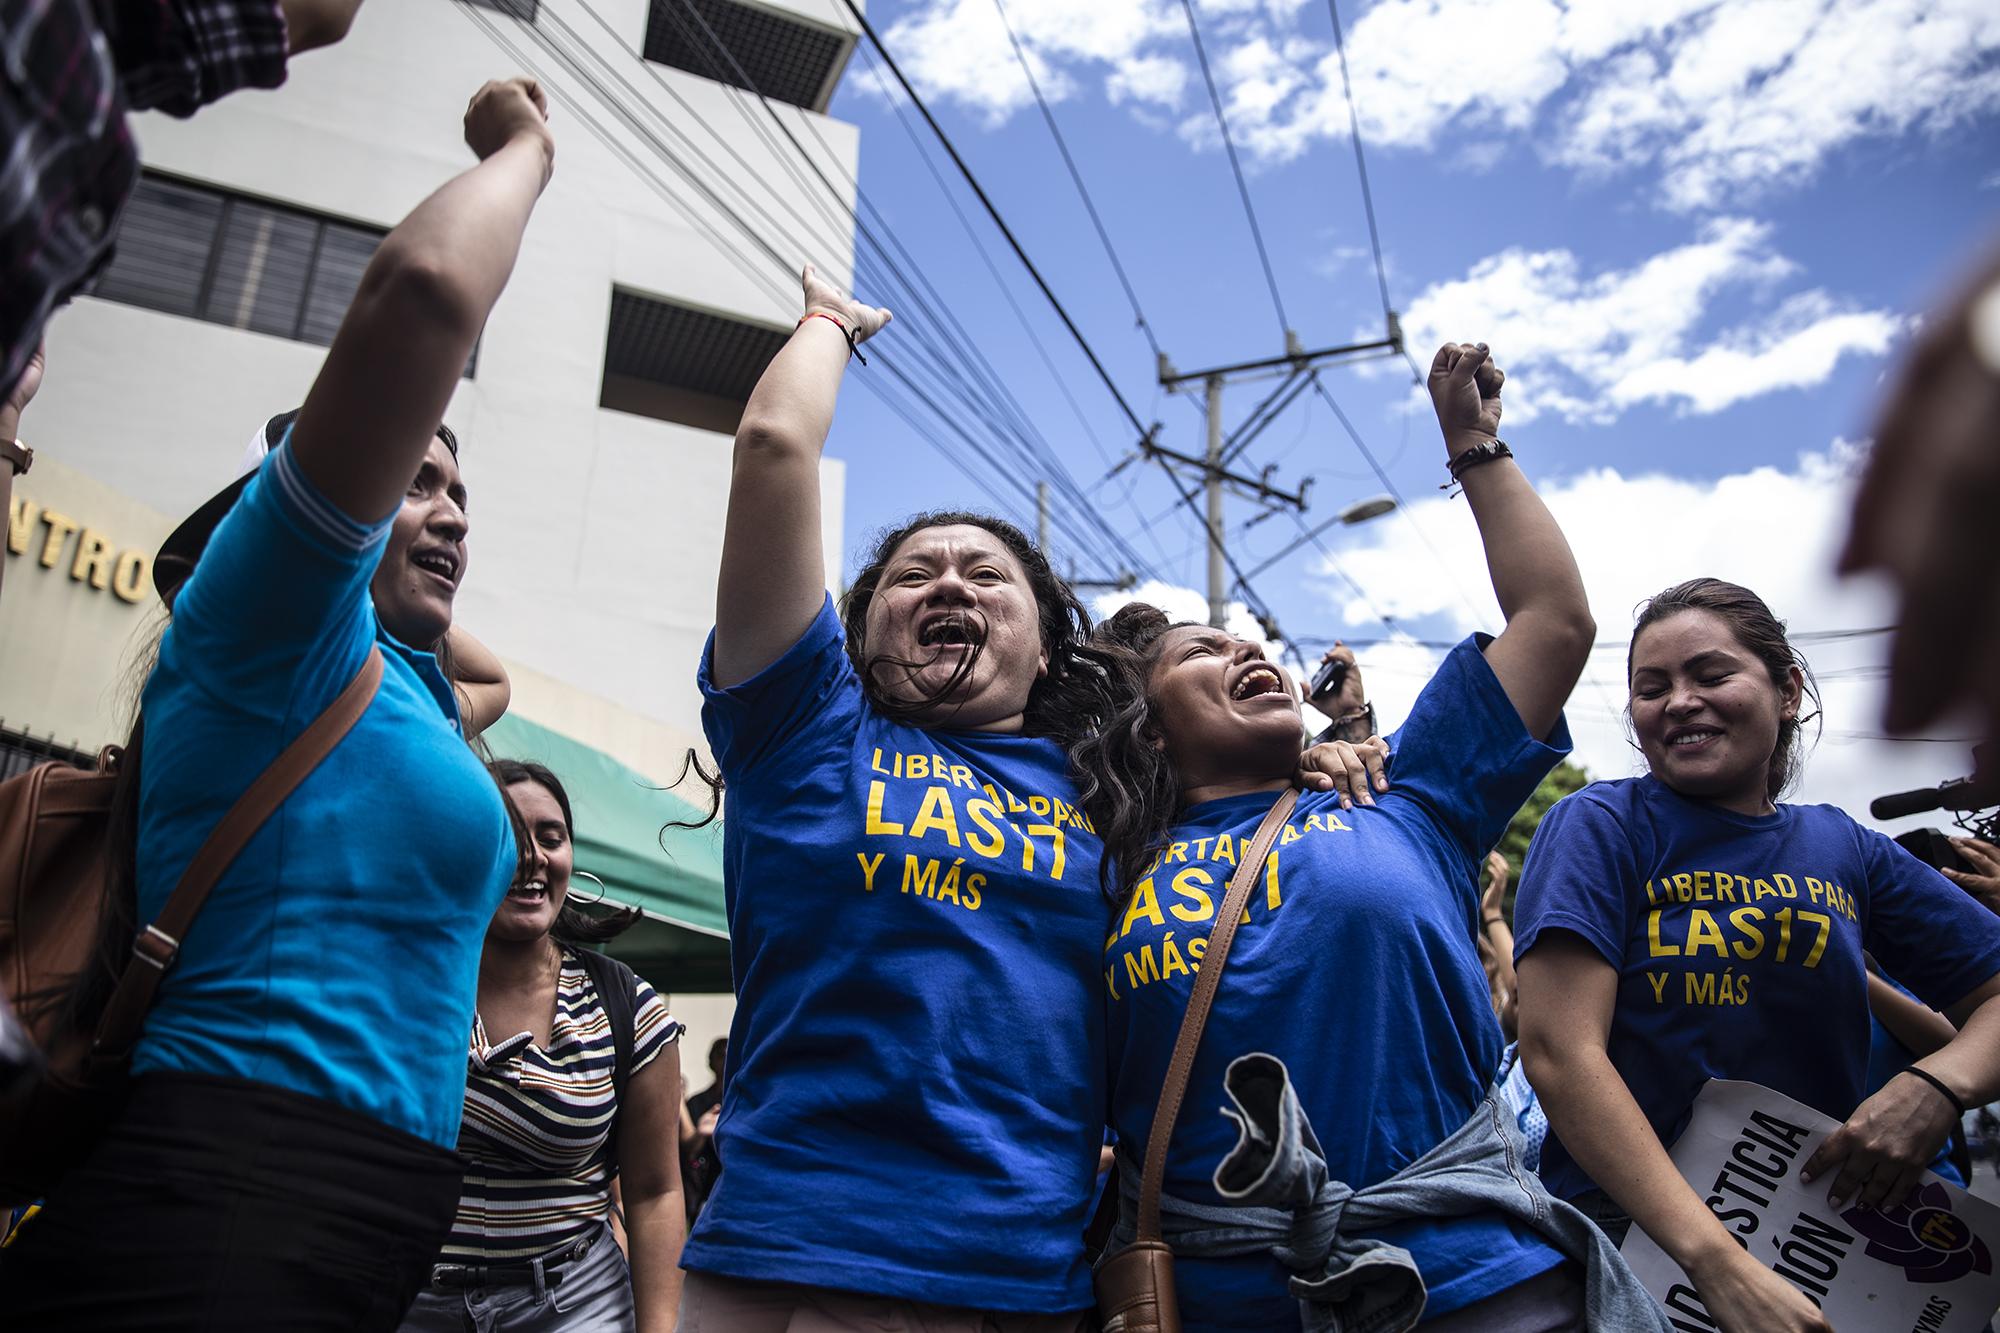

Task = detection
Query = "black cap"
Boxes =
[153,410,300,605]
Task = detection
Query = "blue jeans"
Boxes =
[398,1219,635,1333]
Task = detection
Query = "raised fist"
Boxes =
[801,263,892,345]
[464,77,554,175]
[1428,342,1505,444]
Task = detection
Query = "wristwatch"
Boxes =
[0,438,31,477]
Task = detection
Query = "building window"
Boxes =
[94,173,476,376]
[642,0,852,112]
[600,289,788,433]
[458,0,538,19]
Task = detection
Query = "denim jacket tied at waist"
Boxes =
[1107,1052,1671,1333]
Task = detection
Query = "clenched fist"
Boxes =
[464,77,554,180]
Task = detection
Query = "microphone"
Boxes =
[1871,777,1998,821]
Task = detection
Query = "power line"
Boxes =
[990,0,1165,363]
[649,1,1153,579]
[462,4,1140,578]
[1310,375,1486,627]
[836,0,1322,641]
[1325,0,1390,323]
[834,0,1152,441]
[1177,0,1291,341]
[567,0,1152,579]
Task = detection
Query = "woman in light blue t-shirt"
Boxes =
[1,78,555,1332]
[1515,578,2000,1333]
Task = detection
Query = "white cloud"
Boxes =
[1310,443,1974,831]
[883,0,2000,212]
[876,0,1186,126]
[1396,219,1902,424]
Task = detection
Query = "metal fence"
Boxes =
[0,723,93,782]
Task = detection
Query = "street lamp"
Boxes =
[1337,494,1397,525]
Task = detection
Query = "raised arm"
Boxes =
[710,266,889,688]
[1517,935,1831,1333]
[1427,343,1594,740]
[443,625,511,738]
[289,78,553,526]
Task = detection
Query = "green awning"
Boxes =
[483,713,733,992]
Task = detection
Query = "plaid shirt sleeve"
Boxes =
[0,0,288,397]
[108,0,290,118]
[0,0,138,398]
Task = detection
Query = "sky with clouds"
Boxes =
[808,0,2000,831]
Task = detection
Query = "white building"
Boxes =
[1,0,865,1052]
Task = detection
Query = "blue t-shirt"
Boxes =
[1515,775,2000,1200]
[132,442,516,1147]
[688,596,1108,1312]
[1104,637,1570,1328]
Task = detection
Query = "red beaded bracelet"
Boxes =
[797,311,866,366]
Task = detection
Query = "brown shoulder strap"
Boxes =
[1135,785,1298,1241]
[92,648,385,1060]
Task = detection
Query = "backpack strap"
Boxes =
[90,648,385,1064]
[577,946,638,1176]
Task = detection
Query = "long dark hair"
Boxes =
[490,758,643,945]
[837,510,1115,746]
[1628,578,1823,801]
[1069,603,1196,901]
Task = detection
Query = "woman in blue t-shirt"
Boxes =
[1514,578,2000,1333]
[1070,343,1667,1330]
[1,79,556,1330]
[676,265,1121,1327]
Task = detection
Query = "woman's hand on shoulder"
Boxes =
[801,264,891,346]
[1801,1071,1958,1212]
[1297,735,1390,809]
[1687,1242,1833,1333]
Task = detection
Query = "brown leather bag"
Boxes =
[0,648,383,1204]
[1094,787,1300,1333]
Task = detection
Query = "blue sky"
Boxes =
[793,0,2000,824]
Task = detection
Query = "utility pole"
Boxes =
[1036,480,1050,555]
[1204,375,1226,627]
[1153,327,1403,631]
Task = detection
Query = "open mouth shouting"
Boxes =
[1227,661,1288,706]
[917,610,985,653]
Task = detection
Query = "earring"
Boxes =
[567,870,608,909]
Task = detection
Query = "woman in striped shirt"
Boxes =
[401,760,687,1333]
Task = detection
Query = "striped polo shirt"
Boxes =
[444,946,682,1260]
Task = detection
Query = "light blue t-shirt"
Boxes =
[1104,636,1570,1327]
[687,596,1108,1312]
[132,442,515,1148]
[1515,776,2000,1200]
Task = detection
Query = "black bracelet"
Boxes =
[1440,438,1511,496]
[1899,1065,1968,1117]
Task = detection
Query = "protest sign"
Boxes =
[1621,1080,2000,1332]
